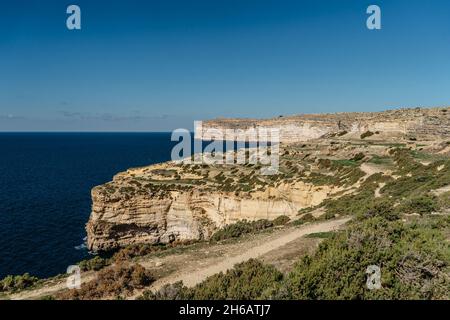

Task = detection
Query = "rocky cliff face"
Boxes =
[86,166,340,251]
[197,107,450,142]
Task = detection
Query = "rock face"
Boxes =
[86,173,339,251]
[197,107,450,142]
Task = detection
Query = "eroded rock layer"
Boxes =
[197,107,450,142]
[87,167,339,251]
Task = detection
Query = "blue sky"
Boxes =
[1,0,450,131]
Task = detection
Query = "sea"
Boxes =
[0,132,181,279]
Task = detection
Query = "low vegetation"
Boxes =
[324,149,450,218]
[210,216,291,242]
[361,131,375,139]
[277,216,450,299]
[0,273,39,293]
[272,215,291,226]
[396,194,440,215]
[305,231,335,239]
[58,263,153,300]
[78,256,109,272]
[112,243,169,262]
[210,219,274,242]
[139,259,282,300]
[438,191,450,209]
[293,213,314,225]
[143,215,450,300]
[309,158,366,186]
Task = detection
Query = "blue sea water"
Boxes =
[0,132,180,279]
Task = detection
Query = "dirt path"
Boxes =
[360,163,389,178]
[374,182,386,198]
[438,145,450,155]
[8,273,95,300]
[7,217,350,300]
[359,163,390,198]
[433,185,450,196]
[131,217,350,299]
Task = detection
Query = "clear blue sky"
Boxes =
[1,0,450,131]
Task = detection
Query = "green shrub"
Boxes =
[139,281,190,300]
[210,219,273,242]
[140,259,283,300]
[360,131,374,139]
[306,232,334,239]
[351,152,365,162]
[58,263,153,300]
[113,241,196,262]
[252,219,274,230]
[113,244,163,262]
[323,211,336,220]
[360,199,400,221]
[333,159,358,167]
[294,213,314,225]
[309,160,365,186]
[397,194,439,215]
[78,256,109,272]
[369,156,392,165]
[192,259,283,300]
[0,273,39,292]
[272,215,291,226]
[324,187,376,218]
[323,171,397,219]
[274,217,450,299]
[384,151,450,198]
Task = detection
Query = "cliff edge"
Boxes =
[86,107,450,251]
[197,107,450,142]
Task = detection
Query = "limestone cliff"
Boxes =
[86,161,340,251]
[197,107,450,142]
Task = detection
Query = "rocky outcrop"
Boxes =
[197,107,450,142]
[86,169,340,251]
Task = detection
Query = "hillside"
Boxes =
[87,107,450,251]
[2,106,449,300]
